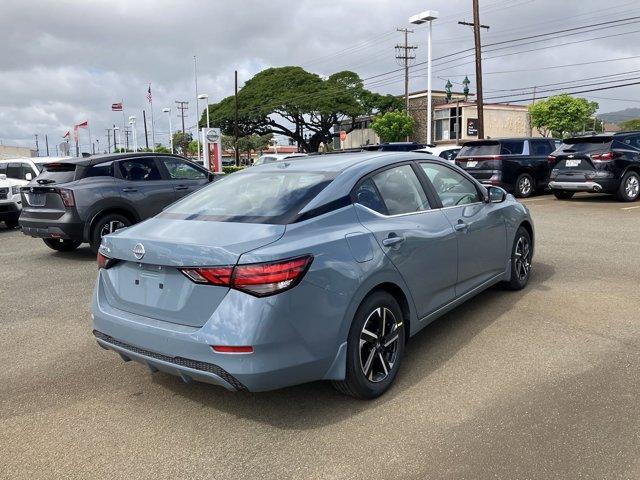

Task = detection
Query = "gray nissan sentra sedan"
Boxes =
[92,151,534,399]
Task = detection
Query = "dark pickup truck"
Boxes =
[455,138,559,197]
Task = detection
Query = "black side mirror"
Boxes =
[208,172,215,182]
[487,186,507,203]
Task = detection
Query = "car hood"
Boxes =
[100,217,286,267]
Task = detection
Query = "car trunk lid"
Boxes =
[99,217,286,327]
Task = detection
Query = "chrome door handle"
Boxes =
[175,185,189,190]
[454,221,469,232]
[382,235,405,247]
[122,187,138,192]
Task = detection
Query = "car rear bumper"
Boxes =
[91,271,347,392]
[19,215,84,241]
[548,180,615,193]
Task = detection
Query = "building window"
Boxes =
[434,107,462,142]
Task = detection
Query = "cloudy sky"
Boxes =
[1,0,639,153]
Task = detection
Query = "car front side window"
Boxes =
[161,157,206,180]
[420,162,481,207]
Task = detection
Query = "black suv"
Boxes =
[19,152,217,252]
[455,138,559,197]
[548,132,640,202]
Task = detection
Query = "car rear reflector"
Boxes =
[211,345,254,354]
[180,255,313,297]
[58,188,75,207]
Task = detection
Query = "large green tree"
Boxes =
[371,110,415,142]
[172,132,193,156]
[203,67,402,152]
[528,94,598,137]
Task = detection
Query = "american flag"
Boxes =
[111,102,123,111]
[146,83,152,104]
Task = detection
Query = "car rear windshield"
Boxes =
[556,137,613,154]
[459,140,525,156]
[161,171,334,224]
[35,163,77,184]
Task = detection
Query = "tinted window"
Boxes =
[85,161,114,178]
[530,140,553,156]
[459,142,500,157]
[0,164,5,175]
[354,178,387,214]
[499,140,524,155]
[118,158,162,181]
[420,163,481,207]
[161,157,206,179]
[369,165,430,215]
[621,135,640,150]
[36,163,77,184]
[162,171,333,224]
[6,163,22,180]
[556,137,612,154]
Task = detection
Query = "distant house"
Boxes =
[0,145,37,159]
[602,122,621,134]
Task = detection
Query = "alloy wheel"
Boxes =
[359,307,402,383]
[519,176,532,196]
[625,174,639,199]
[514,235,532,281]
[100,220,126,238]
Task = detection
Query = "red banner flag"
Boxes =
[111,102,123,111]
[63,131,70,139]
[76,120,88,129]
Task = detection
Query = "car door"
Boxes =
[157,156,210,199]
[418,161,507,296]
[115,157,177,219]
[529,139,554,186]
[353,163,458,319]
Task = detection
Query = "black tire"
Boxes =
[4,218,19,229]
[616,171,640,202]
[332,291,406,399]
[43,238,82,252]
[514,173,534,198]
[503,226,532,291]
[553,190,575,200]
[90,213,131,253]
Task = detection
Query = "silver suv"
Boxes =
[19,152,217,252]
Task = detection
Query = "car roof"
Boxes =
[254,151,413,174]
[39,152,187,167]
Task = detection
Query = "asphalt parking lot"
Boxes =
[1,193,639,480]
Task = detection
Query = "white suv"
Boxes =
[0,158,47,228]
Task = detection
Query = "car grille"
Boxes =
[0,188,8,199]
[92,330,247,391]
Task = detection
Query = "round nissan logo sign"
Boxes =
[132,243,145,260]
[206,129,220,142]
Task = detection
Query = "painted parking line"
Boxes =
[621,205,640,210]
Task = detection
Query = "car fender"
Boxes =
[83,198,142,242]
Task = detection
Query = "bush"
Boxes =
[222,165,245,175]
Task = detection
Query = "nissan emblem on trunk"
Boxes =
[132,243,145,260]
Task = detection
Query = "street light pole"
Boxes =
[198,94,210,128]
[163,108,173,153]
[410,10,439,145]
[129,116,137,152]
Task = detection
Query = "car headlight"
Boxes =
[11,185,20,195]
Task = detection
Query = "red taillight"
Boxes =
[548,155,556,165]
[180,255,313,297]
[591,151,620,161]
[97,252,117,269]
[58,188,75,207]
[211,345,254,354]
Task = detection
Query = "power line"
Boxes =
[485,80,640,104]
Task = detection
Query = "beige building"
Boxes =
[407,90,468,144]
[432,102,542,144]
[0,145,37,159]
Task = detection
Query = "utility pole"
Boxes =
[234,70,240,167]
[395,28,417,113]
[175,101,189,134]
[105,129,112,153]
[143,110,149,150]
[532,85,537,104]
[113,125,117,152]
[459,0,489,139]
[34,134,39,156]
[124,128,131,150]
[45,135,49,156]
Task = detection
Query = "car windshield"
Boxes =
[162,170,334,224]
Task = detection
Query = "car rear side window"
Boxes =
[85,162,114,178]
[118,158,162,181]
[499,140,524,155]
[420,162,481,207]
[354,178,388,214]
[367,165,430,215]
[530,140,553,156]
